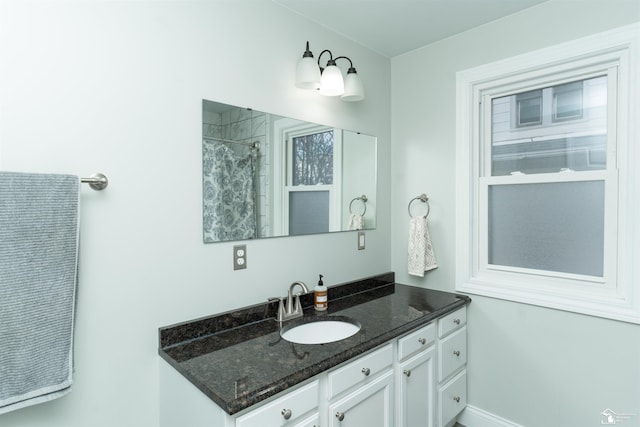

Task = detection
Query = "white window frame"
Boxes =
[455,24,640,324]
[272,118,342,236]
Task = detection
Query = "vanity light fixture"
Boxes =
[295,41,365,102]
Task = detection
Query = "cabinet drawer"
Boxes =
[438,307,466,338]
[438,326,466,382]
[438,370,467,427]
[398,322,435,361]
[327,344,393,399]
[236,380,319,427]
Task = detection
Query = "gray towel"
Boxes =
[0,172,80,414]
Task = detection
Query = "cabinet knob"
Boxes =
[361,367,370,376]
[453,396,461,403]
[453,350,461,357]
[418,337,426,345]
[281,408,292,420]
[336,411,345,421]
[453,318,461,325]
[403,369,411,377]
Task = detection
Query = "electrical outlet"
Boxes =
[233,245,247,270]
[357,231,365,250]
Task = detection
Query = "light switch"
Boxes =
[357,231,365,250]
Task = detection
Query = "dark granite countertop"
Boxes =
[158,272,470,415]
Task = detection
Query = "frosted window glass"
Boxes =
[488,181,604,276]
[289,191,329,235]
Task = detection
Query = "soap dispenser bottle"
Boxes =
[314,274,327,311]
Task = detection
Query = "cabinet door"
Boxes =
[328,370,394,427]
[397,346,435,427]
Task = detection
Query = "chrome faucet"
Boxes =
[270,281,309,322]
[286,281,309,315]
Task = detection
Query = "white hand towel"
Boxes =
[408,216,437,277]
[349,213,364,230]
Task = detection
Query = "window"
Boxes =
[515,89,542,127]
[512,81,587,129]
[553,81,583,121]
[287,129,337,235]
[494,76,606,176]
[455,24,640,323]
[272,119,342,236]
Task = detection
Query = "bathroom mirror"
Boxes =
[203,100,377,243]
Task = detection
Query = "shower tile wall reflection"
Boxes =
[203,106,271,241]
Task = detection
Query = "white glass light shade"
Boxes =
[319,65,344,96]
[295,56,321,90]
[342,72,365,102]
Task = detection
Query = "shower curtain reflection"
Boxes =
[203,141,257,242]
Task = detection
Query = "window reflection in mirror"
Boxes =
[202,100,377,243]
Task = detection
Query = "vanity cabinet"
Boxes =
[159,305,469,427]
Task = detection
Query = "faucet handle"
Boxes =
[268,297,285,322]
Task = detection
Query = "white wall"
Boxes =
[342,131,377,229]
[391,1,640,426]
[0,1,390,426]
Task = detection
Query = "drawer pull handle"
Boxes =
[361,367,371,376]
[453,318,461,325]
[453,350,461,357]
[418,337,426,345]
[336,411,345,421]
[281,409,292,420]
[403,369,411,377]
[453,396,461,403]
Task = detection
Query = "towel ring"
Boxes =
[349,195,368,216]
[408,194,430,218]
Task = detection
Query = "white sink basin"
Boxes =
[280,318,361,344]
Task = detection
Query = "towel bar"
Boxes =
[81,173,108,191]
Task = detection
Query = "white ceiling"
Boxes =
[274,0,549,57]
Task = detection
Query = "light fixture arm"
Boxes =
[334,56,357,74]
[318,51,357,74]
[317,49,336,72]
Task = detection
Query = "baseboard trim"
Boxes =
[457,405,524,427]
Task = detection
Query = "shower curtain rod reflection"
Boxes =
[203,136,260,150]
